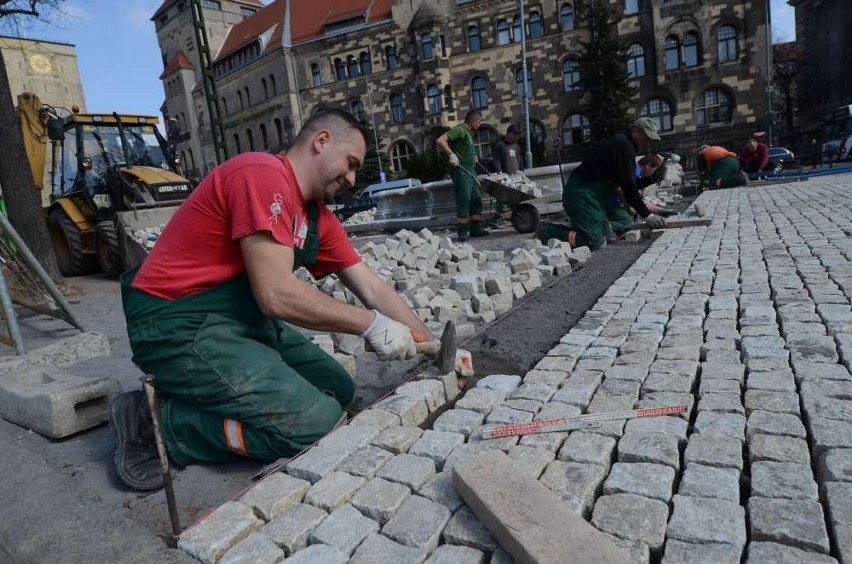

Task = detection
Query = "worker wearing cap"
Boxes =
[436,110,489,242]
[537,117,667,249]
[695,145,747,189]
[492,124,524,220]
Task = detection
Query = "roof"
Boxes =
[290,0,392,43]
[159,51,194,79]
[215,0,285,62]
[151,0,266,22]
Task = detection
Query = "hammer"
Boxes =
[368,320,459,372]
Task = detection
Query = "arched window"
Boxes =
[529,11,543,38]
[347,56,360,77]
[512,16,522,42]
[179,151,186,171]
[390,93,405,124]
[718,25,737,62]
[468,25,481,52]
[187,148,194,170]
[562,58,580,92]
[695,88,731,125]
[237,90,244,109]
[360,51,372,75]
[427,84,441,115]
[422,33,434,60]
[390,140,416,173]
[471,76,488,109]
[261,78,268,99]
[335,58,346,80]
[443,85,454,112]
[244,86,251,106]
[385,45,398,70]
[233,133,241,154]
[497,19,511,45]
[665,36,680,70]
[351,100,365,121]
[625,0,639,15]
[311,63,321,86]
[627,43,646,78]
[684,32,700,67]
[563,113,589,145]
[515,67,533,100]
[260,123,268,150]
[561,3,574,31]
[474,126,498,159]
[246,129,254,151]
[269,74,276,95]
[274,118,283,146]
[530,119,546,144]
[221,97,228,116]
[640,98,674,131]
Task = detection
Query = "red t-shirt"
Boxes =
[132,152,360,300]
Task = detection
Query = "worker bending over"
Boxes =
[111,106,435,491]
[537,117,667,249]
[696,144,748,189]
[606,153,668,241]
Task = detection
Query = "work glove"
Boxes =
[644,213,667,229]
[361,311,416,361]
[448,153,460,168]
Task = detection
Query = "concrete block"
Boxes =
[0,366,120,438]
[0,331,110,376]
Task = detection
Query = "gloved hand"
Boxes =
[448,153,460,168]
[361,311,416,361]
[644,213,667,229]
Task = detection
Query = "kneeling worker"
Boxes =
[111,106,435,490]
[696,144,748,189]
[537,117,667,248]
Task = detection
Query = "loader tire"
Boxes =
[48,210,97,277]
[95,221,124,279]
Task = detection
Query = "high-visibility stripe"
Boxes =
[470,214,482,221]
[224,418,248,456]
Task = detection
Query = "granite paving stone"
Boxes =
[375,454,436,490]
[666,495,746,547]
[810,417,852,455]
[281,544,347,564]
[506,444,556,478]
[750,434,811,464]
[746,410,807,440]
[423,545,486,564]
[408,430,465,471]
[602,462,676,502]
[440,506,499,552]
[240,473,310,521]
[371,427,423,455]
[308,503,380,556]
[697,392,745,415]
[337,446,394,479]
[431,409,484,438]
[348,533,427,564]
[591,493,669,550]
[745,542,838,564]
[304,471,367,512]
[349,478,411,525]
[540,460,608,514]
[744,390,801,416]
[678,464,741,502]
[818,449,852,482]
[746,370,797,392]
[694,411,746,442]
[454,387,506,414]
[219,532,283,564]
[748,497,830,553]
[618,431,680,469]
[262,503,328,556]
[557,431,617,470]
[178,501,265,564]
[661,540,742,564]
[285,447,351,483]
[381,495,451,551]
[348,409,401,430]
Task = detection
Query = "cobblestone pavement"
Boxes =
[176,175,852,563]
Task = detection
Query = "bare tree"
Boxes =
[772,42,800,137]
[0,0,67,280]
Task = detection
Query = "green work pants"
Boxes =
[707,156,745,189]
[121,272,353,465]
[562,174,619,249]
[607,201,634,234]
[451,163,484,236]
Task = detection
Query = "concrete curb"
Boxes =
[0,427,194,563]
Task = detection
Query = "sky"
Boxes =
[4,0,798,117]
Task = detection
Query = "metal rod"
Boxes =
[0,265,25,355]
[142,375,181,538]
[518,0,534,169]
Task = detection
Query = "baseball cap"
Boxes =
[506,124,520,135]
[632,117,661,141]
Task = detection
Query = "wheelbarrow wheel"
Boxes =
[511,203,540,234]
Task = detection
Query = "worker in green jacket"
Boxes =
[436,110,490,242]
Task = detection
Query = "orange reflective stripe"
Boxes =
[470,214,482,221]
[223,418,248,456]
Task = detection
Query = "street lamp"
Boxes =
[765,0,774,145]
[518,0,534,169]
[364,80,386,183]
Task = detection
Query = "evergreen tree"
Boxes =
[578,0,637,144]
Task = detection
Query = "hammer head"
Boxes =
[436,321,458,373]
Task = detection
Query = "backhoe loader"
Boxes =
[17,92,193,278]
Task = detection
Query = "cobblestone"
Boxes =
[262,503,327,556]
[618,431,680,469]
[349,478,410,525]
[666,495,746,547]
[678,464,740,502]
[349,533,427,564]
[308,504,379,556]
[540,460,607,514]
[602,462,676,502]
[750,434,811,464]
[591,493,669,550]
[441,506,499,552]
[381,495,451,551]
[748,497,830,553]
[304,471,366,512]
[662,540,742,564]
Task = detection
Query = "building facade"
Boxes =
[154,0,771,180]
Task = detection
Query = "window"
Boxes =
[443,85,454,113]
[311,63,321,86]
[335,58,346,80]
[269,74,276,95]
[221,97,228,116]
[347,56,360,77]
[390,140,415,173]
[529,11,543,38]
[474,126,498,159]
[625,0,639,15]
[237,90,244,109]
[512,16,522,42]
[640,98,674,131]
[240,7,256,18]
[427,84,441,115]
[274,118,283,146]
[665,36,680,70]
[497,19,511,45]
[260,124,268,150]
[233,133,241,154]
[246,129,254,151]
[471,76,488,109]
[244,86,251,107]
[561,3,574,31]
[468,25,481,52]
[563,113,589,145]
[562,58,580,92]
[385,45,398,70]
[351,100,365,121]
[422,33,434,60]
[515,67,533,100]
[360,52,372,75]
[695,88,731,125]
[201,0,221,9]
[390,94,405,124]
[261,78,268,99]
[684,32,699,67]
[530,119,546,144]
[627,43,646,78]
[718,25,737,62]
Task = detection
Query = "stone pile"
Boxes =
[131,225,166,250]
[483,172,542,198]
[343,209,376,227]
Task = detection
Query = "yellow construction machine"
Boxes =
[17,92,193,278]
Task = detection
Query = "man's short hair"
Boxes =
[294,104,370,146]
[638,154,663,168]
[464,110,481,123]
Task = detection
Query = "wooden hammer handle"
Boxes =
[415,340,440,356]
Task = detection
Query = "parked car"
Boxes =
[335,178,422,221]
[768,146,795,162]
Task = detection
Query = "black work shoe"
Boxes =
[110,390,164,491]
[470,229,490,237]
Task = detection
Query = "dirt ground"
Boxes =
[0,218,661,540]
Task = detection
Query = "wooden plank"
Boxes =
[626,216,712,231]
[452,450,631,564]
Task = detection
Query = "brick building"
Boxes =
[154,0,771,180]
